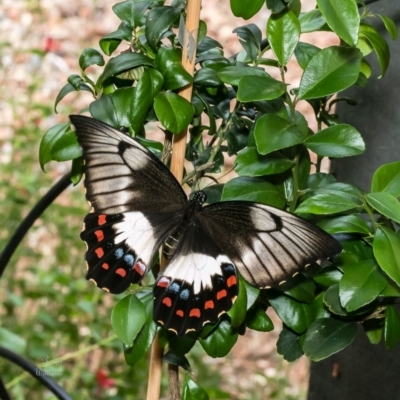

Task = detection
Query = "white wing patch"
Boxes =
[113,212,158,266]
[161,254,233,294]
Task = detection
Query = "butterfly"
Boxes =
[70,115,342,337]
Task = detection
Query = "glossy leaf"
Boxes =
[54,82,93,113]
[298,46,362,100]
[255,114,304,155]
[111,294,146,346]
[245,306,274,332]
[318,215,370,235]
[313,267,343,287]
[230,0,264,20]
[295,42,320,70]
[199,319,238,358]
[268,293,315,334]
[373,227,400,286]
[303,318,357,361]
[384,305,400,349]
[124,294,157,367]
[233,24,262,61]
[234,147,293,177]
[217,66,267,86]
[221,177,286,208]
[323,284,347,316]
[267,10,301,66]
[371,161,400,197]
[305,124,365,157]
[366,192,400,224]
[278,274,316,303]
[51,130,82,162]
[378,15,398,40]
[316,0,360,46]
[145,6,181,49]
[299,9,327,33]
[154,92,194,134]
[339,260,387,312]
[266,0,287,13]
[237,75,286,102]
[277,328,303,362]
[182,375,209,400]
[79,48,105,71]
[296,191,362,214]
[39,123,70,171]
[228,276,247,328]
[99,22,132,55]
[98,53,154,86]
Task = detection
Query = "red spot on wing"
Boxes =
[162,297,172,307]
[176,310,184,317]
[227,275,237,287]
[205,300,214,310]
[115,268,127,277]
[98,215,107,225]
[134,260,146,276]
[102,263,109,270]
[156,277,170,288]
[94,230,105,242]
[95,248,104,258]
[217,289,227,300]
[189,308,201,318]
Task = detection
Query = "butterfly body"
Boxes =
[71,115,342,336]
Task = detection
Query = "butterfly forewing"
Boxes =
[198,202,342,289]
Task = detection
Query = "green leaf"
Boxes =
[277,328,303,362]
[295,42,320,70]
[279,275,316,303]
[98,53,154,86]
[113,0,151,28]
[228,276,247,328]
[371,161,400,197]
[305,124,365,157]
[235,147,293,177]
[164,63,193,91]
[378,15,398,40]
[51,130,82,162]
[79,48,105,71]
[145,6,181,49]
[129,69,164,134]
[316,0,360,46]
[254,114,304,155]
[0,328,27,354]
[303,318,357,361]
[163,351,191,370]
[366,192,400,224]
[323,284,347,316]
[359,24,390,78]
[268,293,315,334]
[217,66,267,86]
[111,294,146,346]
[124,294,157,367]
[70,156,84,185]
[339,260,387,312]
[39,123,70,171]
[54,82,93,113]
[373,227,400,287]
[318,215,371,235]
[221,177,286,208]
[298,46,362,100]
[99,22,132,55]
[266,0,287,14]
[182,375,209,400]
[230,0,264,20]
[233,24,262,61]
[299,9,327,33]
[267,10,301,66]
[245,306,274,332]
[313,267,343,287]
[199,319,238,358]
[296,191,362,214]
[237,75,286,102]
[384,305,400,349]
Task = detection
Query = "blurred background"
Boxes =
[0,1,336,398]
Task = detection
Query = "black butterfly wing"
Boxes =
[70,115,188,293]
[153,223,238,336]
[198,201,342,288]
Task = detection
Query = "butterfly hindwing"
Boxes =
[198,201,342,289]
[153,224,238,336]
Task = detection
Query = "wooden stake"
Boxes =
[146,1,202,399]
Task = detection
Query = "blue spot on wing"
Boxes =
[168,282,180,294]
[115,248,124,259]
[180,289,190,300]
[124,254,135,266]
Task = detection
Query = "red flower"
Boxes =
[96,369,114,389]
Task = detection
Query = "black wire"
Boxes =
[0,172,72,278]
[0,347,72,400]
[0,377,11,400]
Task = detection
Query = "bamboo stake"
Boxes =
[146,1,202,399]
